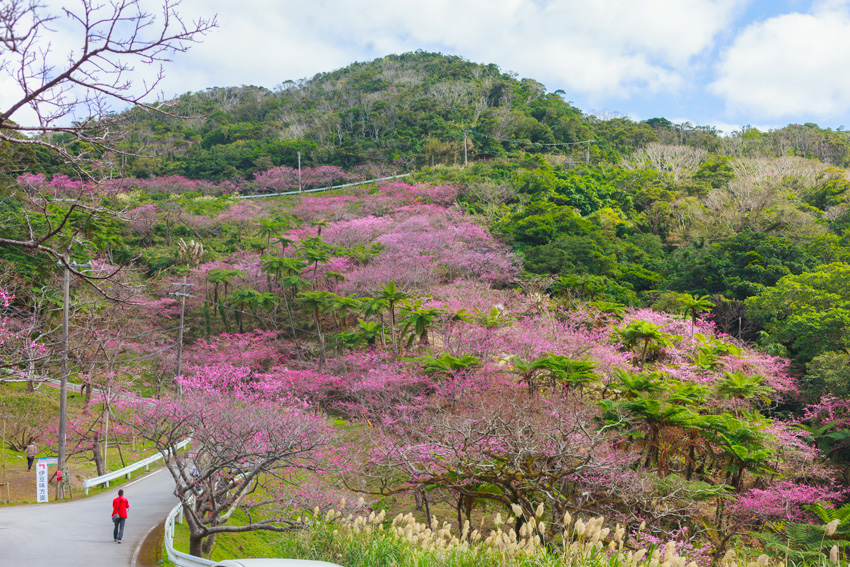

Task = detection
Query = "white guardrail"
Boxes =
[164,500,216,567]
[235,173,411,199]
[82,438,191,495]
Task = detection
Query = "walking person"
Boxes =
[111,489,129,543]
[25,442,37,471]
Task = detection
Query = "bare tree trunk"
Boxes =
[26,358,35,392]
[92,437,106,476]
[282,292,296,338]
[116,439,126,468]
[313,310,325,368]
[189,533,205,558]
[219,302,231,333]
[422,490,432,527]
[84,382,93,408]
[389,305,398,355]
[201,533,217,557]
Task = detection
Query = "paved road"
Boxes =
[0,468,178,567]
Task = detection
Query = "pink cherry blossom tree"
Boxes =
[122,378,339,558]
[361,391,696,533]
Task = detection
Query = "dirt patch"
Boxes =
[0,454,88,504]
[1,457,41,504]
[136,519,166,566]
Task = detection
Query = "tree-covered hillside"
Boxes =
[24,51,848,181]
[8,52,850,395]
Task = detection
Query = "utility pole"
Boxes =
[102,385,110,475]
[56,258,90,501]
[57,261,69,501]
[463,130,468,168]
[1,417,7,503]
[172,280,193,394]
[297,151,302,193]
[585,140,595,164]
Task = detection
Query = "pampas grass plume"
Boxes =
[826,519,841,537]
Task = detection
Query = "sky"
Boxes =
[7,0,850,134]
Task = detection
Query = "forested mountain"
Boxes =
[31,50,850,180]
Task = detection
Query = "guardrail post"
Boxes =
[163,493,218,566]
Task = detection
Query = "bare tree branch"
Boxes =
[0,0,216,291]
[1,0,217,148]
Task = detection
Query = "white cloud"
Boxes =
[711,4,850,120]
[696,119,743,136]
[157,0,744,100]
[672,119,780,136]
[15,0,820,130]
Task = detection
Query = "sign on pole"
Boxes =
[36,461,49,503]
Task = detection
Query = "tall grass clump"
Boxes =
[264,503,792,567]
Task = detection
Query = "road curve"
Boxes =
[0,468,177,567]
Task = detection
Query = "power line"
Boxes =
[1,326,183,367]
[3,340,182,368]
[1,325,184,369]
[467,129,595,147]
[184,293,321,337]
[466,130,595,163]
[2,292,324,369]
[61,326,182,346]
[84,340,182,365]
[236,173,413,200]
[5,286,360,371]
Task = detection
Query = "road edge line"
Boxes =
[129,468,166,566]
[132,520,160,567]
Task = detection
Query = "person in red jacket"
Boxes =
[111,489,129,543]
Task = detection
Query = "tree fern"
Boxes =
[754,516,850,563]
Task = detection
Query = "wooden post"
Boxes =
[173,280,193,395]
[0,418,7,503]
[103,394,109,474]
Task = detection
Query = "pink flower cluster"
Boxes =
[17,173,230,197]
[732,480,846,523]
[324,209,518,293]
